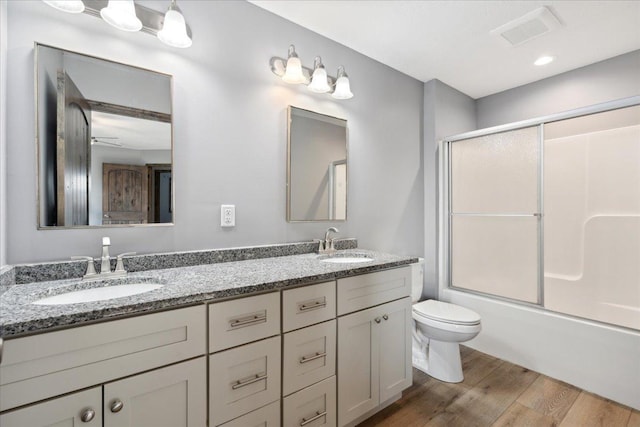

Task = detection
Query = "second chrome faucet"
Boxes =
[73,237,136,281]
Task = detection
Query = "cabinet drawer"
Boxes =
[337,266,411,315]
[283,376,336,427]
[283,320,336,396]
[209,292,280,353]
[219,400,280,427]
[283,281,336,332]
[0,305,206,412]
[209,336,281,426]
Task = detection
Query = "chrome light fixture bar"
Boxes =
[270,45,354,100]
[42,0,192,48]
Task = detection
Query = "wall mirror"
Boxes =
[287,106,348,222]
[35,44,173,228]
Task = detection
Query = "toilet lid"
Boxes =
[413,299,481,325]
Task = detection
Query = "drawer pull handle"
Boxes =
[110,399,124,413]
[299,351,327,364]
[299,300,326,312]
[80,408,96,422]
[229,314,267,328]
[300,410,327,426]
[231,373,268,390]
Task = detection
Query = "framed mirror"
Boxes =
[35,44,173,228]
[287,106,348,222]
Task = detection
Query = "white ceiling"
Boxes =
[91,112,171,151]
[250,1,640,99]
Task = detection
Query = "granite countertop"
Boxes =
[0,249,417,338]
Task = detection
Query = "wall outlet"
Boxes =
[221,205,235,227]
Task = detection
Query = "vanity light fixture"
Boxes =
[308,56,331,94]
[157,0,192,48]
[100,0,143,32]
[270,45,354,100]
[40,1,193,49]
[42,0,85,14]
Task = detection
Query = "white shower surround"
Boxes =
[439,98,640,410]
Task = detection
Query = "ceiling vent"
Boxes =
[491,6,562,47]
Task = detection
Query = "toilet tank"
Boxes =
[410,258,425,302]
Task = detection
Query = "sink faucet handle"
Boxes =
[71,256,97,277]
[313,239,325,253]
[102,237,111,246]
[115,252,137,273]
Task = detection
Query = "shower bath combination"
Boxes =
[443,101,640,331]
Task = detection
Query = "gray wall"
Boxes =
[0,0,7,267]
[5,1,424,263]
[423,79,476,298]
[477,50,640,128]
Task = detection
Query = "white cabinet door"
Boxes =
[209,336,281,426]
[337,307,380,426]
[103,357,206,427]
[378,297,412,402]
[0,387,101,427]
[337,298,412,426]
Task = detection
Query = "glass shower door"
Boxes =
[449,126,541,304]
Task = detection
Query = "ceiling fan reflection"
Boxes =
[91,136,123,147]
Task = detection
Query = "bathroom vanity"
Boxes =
[0,244,417,427]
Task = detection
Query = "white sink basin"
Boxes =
[319,255,374,264]
[33,283,164,305]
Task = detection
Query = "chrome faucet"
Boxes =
[318,227,339,254]
[72,237,136,281]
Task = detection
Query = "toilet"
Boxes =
[410,262,481,383]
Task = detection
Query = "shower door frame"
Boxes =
[440,95,640,313]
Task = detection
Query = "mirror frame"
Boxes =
[286,106,349,223]
[34,43,175,229]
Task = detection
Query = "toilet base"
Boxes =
[412,336,464,383]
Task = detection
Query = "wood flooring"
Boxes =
[357,346,639,427]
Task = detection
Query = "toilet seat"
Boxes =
[413,299,481,326]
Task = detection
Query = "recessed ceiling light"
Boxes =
[534,55,555,66]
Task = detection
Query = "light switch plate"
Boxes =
[221,205,235,227]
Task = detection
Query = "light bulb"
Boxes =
[282,45,306,84]
[158,2,192,48]
[100,0,142,32]
[534,55,555,66]
[43,1,85,14]
[308,56,331,93]
[331,66,353,100]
